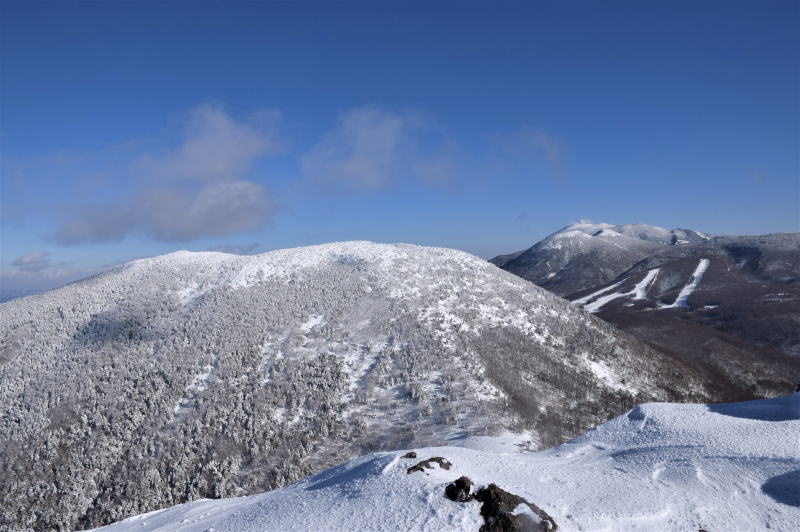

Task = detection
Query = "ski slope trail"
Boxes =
[581,268,660,313]
[661,258,710,308]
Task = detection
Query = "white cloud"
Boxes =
[414,140,460,184]
[301,106,420,190]
[135,104,282,183]
[139,180,276,242]
[53,104,282,244]
[490,126,565,178]
[1,261,95,301]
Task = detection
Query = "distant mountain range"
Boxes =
[0,241,726,530]
[492,222,800,393]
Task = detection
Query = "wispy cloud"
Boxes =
[300,105,461,191]
[28,103,563,249]
[414,140,461,185]
[12,251,52,272]
[301,107,560,192]
[489,126,565,179]
[206,243,260,255]
[301,106,417,190]
[2,251,94,301]
[53,104,282,244]
[134,105,282,183]
[138,180,276,242]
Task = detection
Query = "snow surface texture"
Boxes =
[554,221,709,246]
[96,394,800,532]
[1,241,706,530]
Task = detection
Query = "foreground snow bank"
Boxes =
[95,394,800,532]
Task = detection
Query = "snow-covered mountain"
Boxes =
[491,221,710,296]
[94,393,800,532]
[1,242,711,530]
[494,224,800,364]
[565,232,800,357]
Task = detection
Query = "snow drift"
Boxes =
[96,393,800,531]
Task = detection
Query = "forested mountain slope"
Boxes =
[494,225,800,366]
[1,242,711,530]
[95,393,800,532]
[491,221,710,296]
[567,233,800,357]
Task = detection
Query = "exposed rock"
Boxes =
[445,476,474,502]
[406,456,453,474]
[473,483,557,531]
[401,452,418,459]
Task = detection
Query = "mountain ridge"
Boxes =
[492,224,800,357]
[2,241,706,530]
[491,221,711,296]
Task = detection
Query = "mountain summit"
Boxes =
[1,241,708,530]
[492,225,800,396]
[491,221,710,295]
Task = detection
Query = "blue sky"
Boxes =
[1,0,798,296]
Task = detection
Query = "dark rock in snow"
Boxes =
[407,456,452,474]
[401,452,417,459]
[445,476,474,502]
[473,483,557,531]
